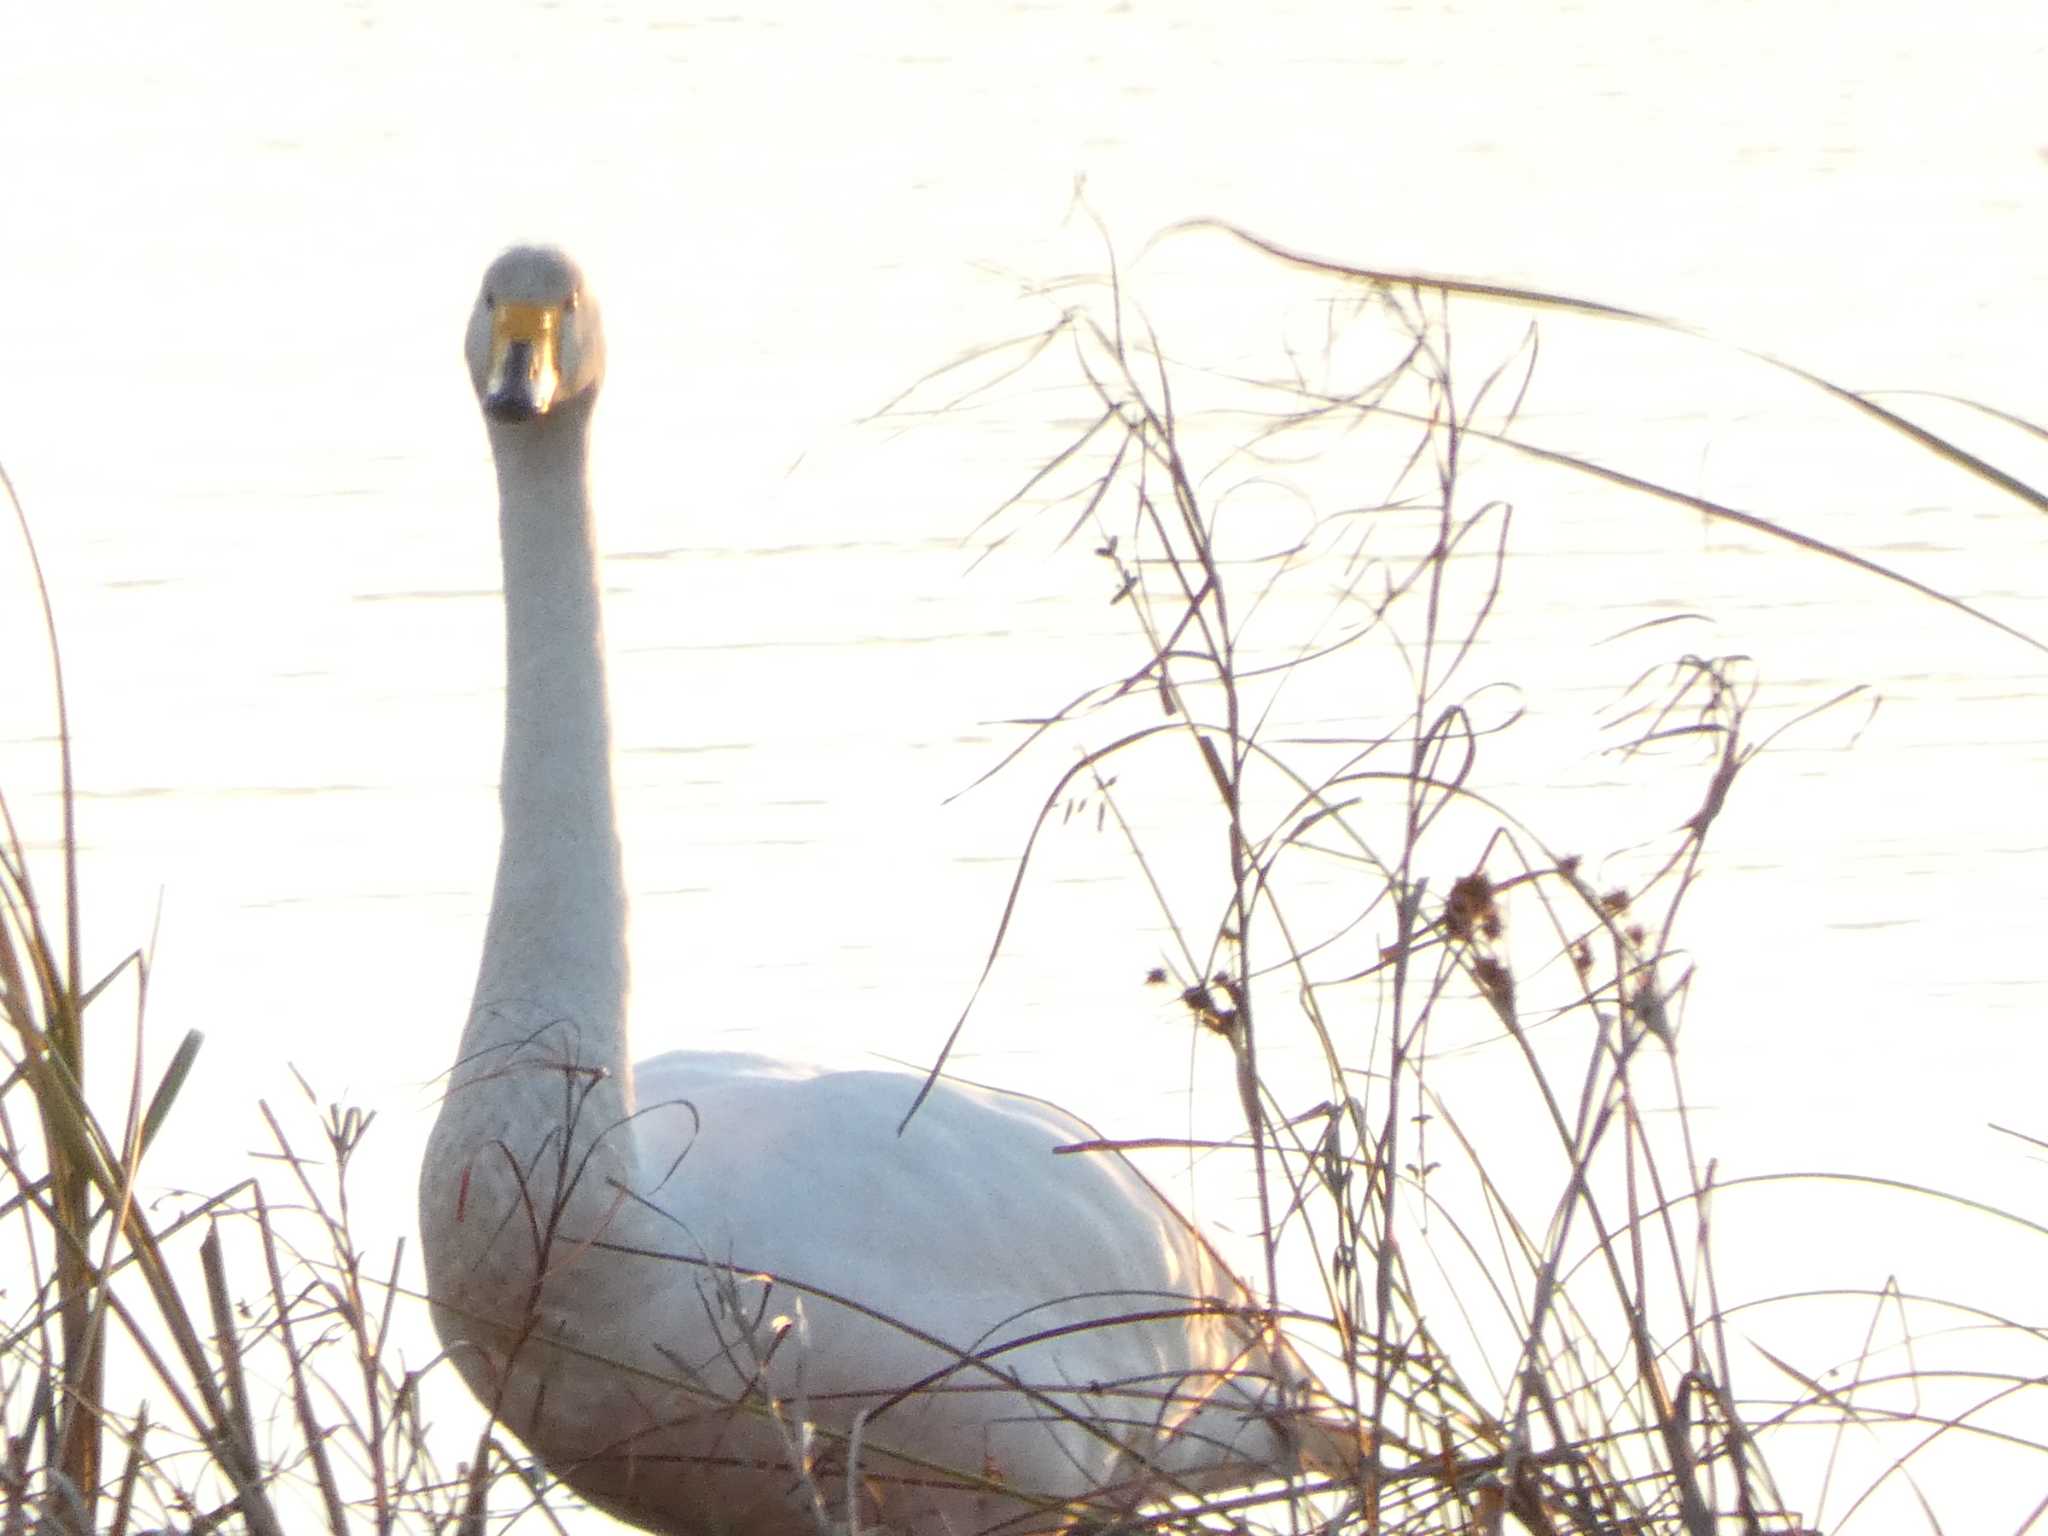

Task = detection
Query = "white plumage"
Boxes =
[418,245,1367,1536]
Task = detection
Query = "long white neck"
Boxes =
[460,394,635,1126]
[422,391,654,1374]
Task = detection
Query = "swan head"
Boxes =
[466,245,605,423]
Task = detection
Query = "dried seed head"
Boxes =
[1445,871,1502,942]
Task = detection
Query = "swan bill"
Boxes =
[484,299,564,421]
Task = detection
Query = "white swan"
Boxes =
[419,245,1371,1536]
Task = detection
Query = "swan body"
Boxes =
[419,247,1365,1536]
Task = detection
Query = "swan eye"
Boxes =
[483,288,497,310]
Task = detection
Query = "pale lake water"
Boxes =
[2,3,2046,1529]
